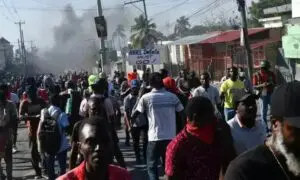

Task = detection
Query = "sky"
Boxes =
[0,0,255,51]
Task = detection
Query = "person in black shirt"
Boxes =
[225,81,300,180]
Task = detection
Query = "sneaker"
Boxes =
[12,147,17,154]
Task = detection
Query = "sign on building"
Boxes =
[292,0,300,18]
[128,49,160,65]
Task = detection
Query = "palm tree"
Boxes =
[174,16,191,37]
[112,24,126,50]
[130,15,157,48]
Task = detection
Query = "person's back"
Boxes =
[138,88,182,141]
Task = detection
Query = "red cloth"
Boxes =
[57,161,131,180]
[37,89,49,102]
[186,122,216,145]
[163,77,178,94]
[128,72,138,84]
[165,128,221,180]
[252,70,276,93]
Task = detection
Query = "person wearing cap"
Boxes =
[124,80,148,163]
[227,94,266,155]
[253,60,276,131]
[225,81,300,180]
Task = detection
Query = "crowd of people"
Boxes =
[0,59,299,180]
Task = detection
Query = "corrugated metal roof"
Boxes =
[250,39,280,49]
[168,32,220,45]
[200,28,268,44]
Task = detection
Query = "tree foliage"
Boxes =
[174,16,191,37]
[130,15,158,48]
[113,24,126,50]
[249,0,291,27]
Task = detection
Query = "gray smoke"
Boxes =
[36,4,134,74]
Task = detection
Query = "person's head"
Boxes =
[83,89,90,99]
[91,79,108,95]
[66,80,75,90]
[130,80,140,96]
[236,94,257,128]
[260,60,271,72]
[25,85,37,101]
[229,67,238,81]
[239,71,246,81]
[200,72,210,88]
[49,94,60,107]
[133,69,137,73]
[159,69,169,79]
[269,81,300,177]
[87,97,106,118]
[79,117,113,172]
[163,77,177,94]
[186,97,215,128]
[190,71,196,78]
[149,72,164,89]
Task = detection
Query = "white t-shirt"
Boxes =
[192,85,221,106]
[136,88,184,141]
[228,116,266,155]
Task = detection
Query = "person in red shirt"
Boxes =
[253,60,276,132]
[57,116,131,180]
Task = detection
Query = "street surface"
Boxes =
[5,122,164,180]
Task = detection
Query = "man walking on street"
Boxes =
[253,60,276,131]
[133,72,184,180]
[225,81,300,180]
[220,67,245,121]
[0,84,17,180]
[124,80,148,164]
[19,83,46,179]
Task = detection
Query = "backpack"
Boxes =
[38,108,61,155]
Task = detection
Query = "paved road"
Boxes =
[5,122,164,180]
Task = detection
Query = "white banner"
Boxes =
[293,0,300,18]
[128,49,160,65]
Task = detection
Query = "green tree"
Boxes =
[249,0,291,27]
[130,15,157,48]
[174,16,191,37]
[113,24,126,50]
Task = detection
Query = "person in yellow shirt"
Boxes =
[220,67,245,121]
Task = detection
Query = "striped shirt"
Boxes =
[136,88,184,141]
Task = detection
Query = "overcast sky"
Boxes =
[0,0,254,50]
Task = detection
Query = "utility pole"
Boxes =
[97,0,106,72]
[15,21,27,77]
[237,0,253,80]
[125,0,154,72]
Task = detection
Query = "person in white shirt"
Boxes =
[192,72,222,119]
[228,94,266,155]
[132,72,184,180]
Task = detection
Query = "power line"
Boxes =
[150,0,190,18]
[8,0,20,20]
[2,0,17,21]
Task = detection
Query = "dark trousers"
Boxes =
[12,120,18,147]
[45,150,68,180]
[131,125,148,161]
[110,123,126,168]
[125,127,130,144]
[147,140,171,180]
[0,131,12,180]
[29,136,41,176]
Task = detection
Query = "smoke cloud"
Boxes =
[35,4,134,74]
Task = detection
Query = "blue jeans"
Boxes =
[147,140,170,180]
[224,108,235,121]
[45,150,68,180]
[260,94,272,130]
